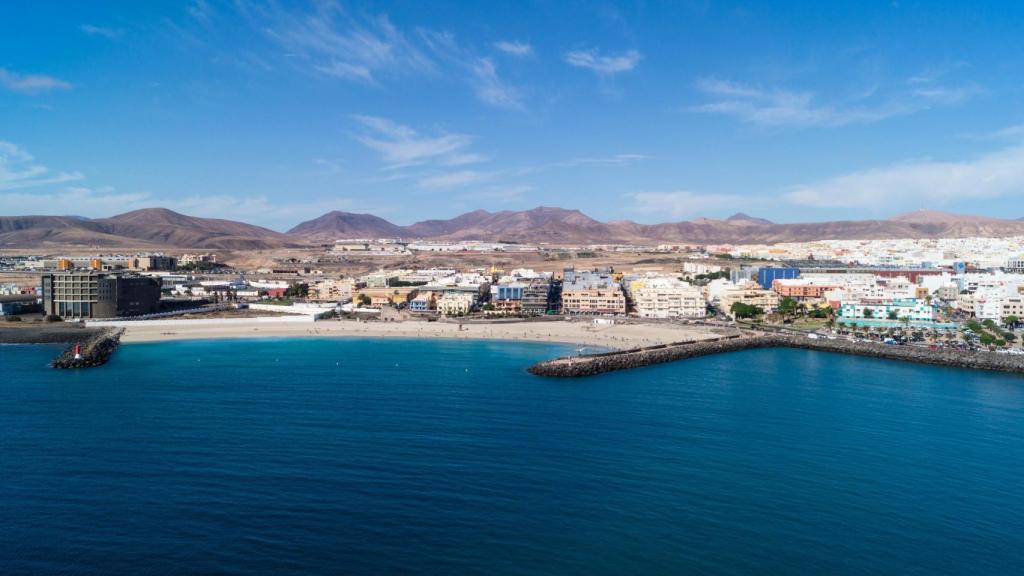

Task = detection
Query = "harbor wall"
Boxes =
[52,328,124,369]
[528,334,1024,377]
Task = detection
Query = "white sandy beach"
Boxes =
[116,318,723,351]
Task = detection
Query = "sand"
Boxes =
[117,318,723,351]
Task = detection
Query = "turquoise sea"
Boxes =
[2,338,1024,575]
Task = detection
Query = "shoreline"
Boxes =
[111,318,725,351]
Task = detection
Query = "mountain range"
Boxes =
[3,207,1024,250]
[0,208,296,250]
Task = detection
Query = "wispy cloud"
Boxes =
[469,58,523,109]
[418,29,527,109]
[259,3,434,85]
[784,144,1024,209]
[690,75,978,127]
[514,153,648,176]
[0,142,83,190]
[0,186,150,217]
[0,68,72,94]
[352,115,478,168]
[187,0,214,24]
[494,40,533,57]
[564,48,641,75]
[418,170,493,190]
[80,24,123,39]
[627,190,750,219]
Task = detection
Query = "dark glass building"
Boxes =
[41,271,162,319]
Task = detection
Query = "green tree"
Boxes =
[887,310,898,320]
[778,297,799,320]
[730,302,763,319]
[1003,315,1019,327]
[863,308,875,319]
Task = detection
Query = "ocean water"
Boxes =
[2,338,1024,575]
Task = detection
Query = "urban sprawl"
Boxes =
[5,235,1024,351]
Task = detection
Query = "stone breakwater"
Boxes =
[52,328,125,369]
[528,334,1024,377]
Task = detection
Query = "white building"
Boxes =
[633,286,707,318]
[437,292,476,316]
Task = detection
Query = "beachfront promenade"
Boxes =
[102,317,723,351]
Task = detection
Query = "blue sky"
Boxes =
[2,1,1024,230]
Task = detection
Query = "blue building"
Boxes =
[492,284,525,301]
[757,267,800,289]
[408,296,432,313]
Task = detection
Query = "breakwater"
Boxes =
[528,333,1024,377]
[51,328,124,369]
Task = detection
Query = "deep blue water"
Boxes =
[2,338,1024,575]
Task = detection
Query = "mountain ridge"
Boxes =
[0,208,298,250]
[4,206,1024,249]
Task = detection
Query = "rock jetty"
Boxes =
[52,328,125,369]
[528,333,1024,377]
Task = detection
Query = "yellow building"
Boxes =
[719,282,780,317]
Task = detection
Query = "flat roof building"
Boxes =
[41,271,162,319]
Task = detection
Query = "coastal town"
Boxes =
[4,233,1024,359]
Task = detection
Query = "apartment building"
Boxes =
[772,278,838,299]
[437,292,475,316]
[718,283,781,317]
[309,278,355,302]
[633,285,707,318]
[838,298,935,322]
[561,271,626,315]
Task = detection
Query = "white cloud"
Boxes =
[458,184,533,204]
[352,115,477,168]
[0,142,83,190]
[187,0,213,24]
[627,190,750,219]
[418,170,492,190]
[564,48,641,75]
[418,30,528,110]
[80,24,123,39]
[260,3,435,84]
[0,186,150,217]
[494,40,533,57]
[443,153,491,166]
[691,76,978,127]
[513,153,648,176]
[784,145,1024,209]
[469,58,523,109]
[0,68,72,93]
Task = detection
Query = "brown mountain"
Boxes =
[6,206,1024,249]
[287,206,1024,244]
[0,208,298,250]
[286,211,406,242]
[96,208,295,250]
[888,209,1004,224]
[0,215,157,248]
[405,207,607,242]
[724,212,774,226]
